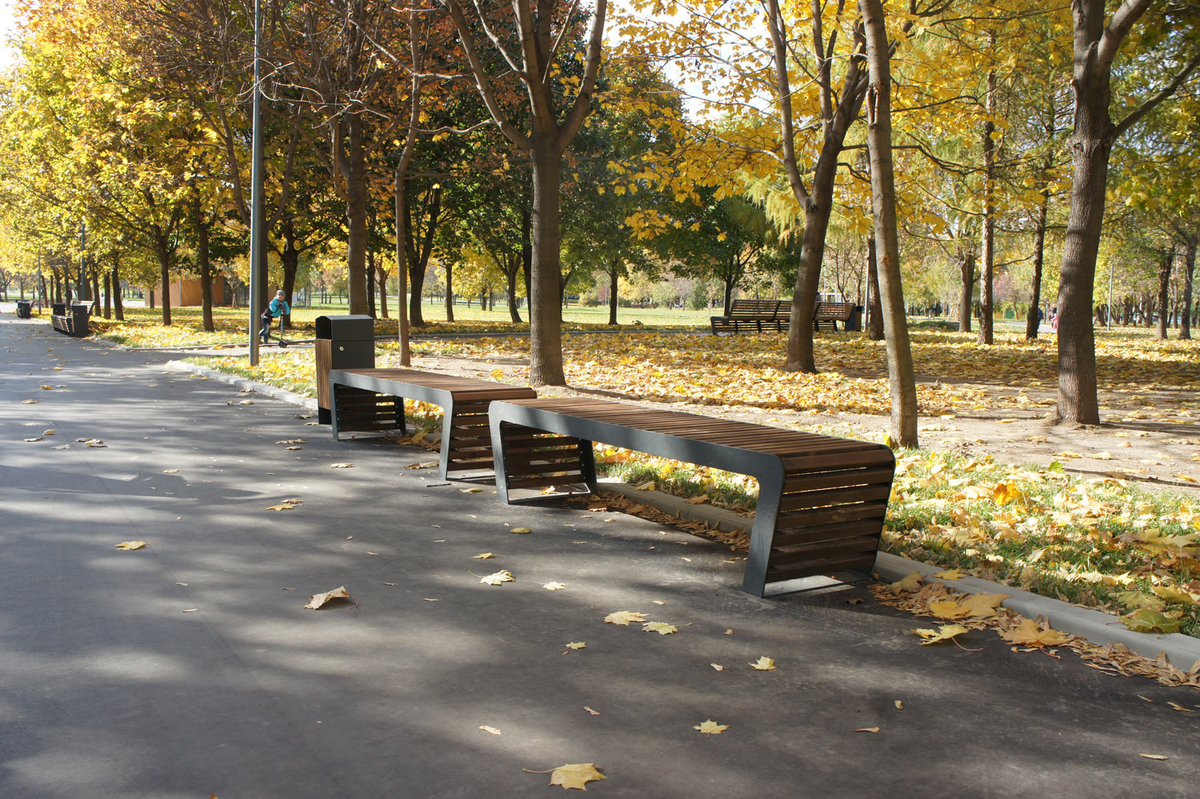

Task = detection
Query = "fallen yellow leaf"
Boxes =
[480,570,514,586]
[304,586,355,609]
[480,725,501,735]
[331,462,354,468]
[266,498,303,511]
[473,553,494,559]
[536,763,606,791]
[566,642,587,650]
[642,621,677,635]
[116,541,146,550]
[855,727,881,733]
[749,656,776,671]
[604,611,648,626]
[543,582,568,590]
[510,527,532,534]
[912,624,970,645]
[694,719,728,735]
[583,706,600,715]
[934,569,965,580]
[999,618,1068,647]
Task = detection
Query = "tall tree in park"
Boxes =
[1055,0,1200,424]
[442,0,607,386]
[858,0,918,447]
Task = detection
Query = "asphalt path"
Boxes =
[1,312,1198,798]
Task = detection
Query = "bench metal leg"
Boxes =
[742,468,783,597]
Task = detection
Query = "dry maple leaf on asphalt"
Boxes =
[543,582,568,590]
[749,656,776,671]
[999,618,1068,648]
[523,763,607,791]
[266,499,303,511]
[694,720,729,735]
[480,570,514,586]
[115,541,146,551]
[642,621,677,635]
[566,642,587,650]
[912,624,971,645]
[304,586,357,610]
[603,610,648,626]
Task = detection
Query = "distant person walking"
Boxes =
[260,290,290,344]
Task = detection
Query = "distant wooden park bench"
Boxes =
[326,368,536,481]
[710,299,788,334]
[813,301,862,332]
[50,303,89,337]
[487,397,896,596]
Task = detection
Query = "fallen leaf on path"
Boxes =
[331,463,354,468]
[52,444,69,449]
[116,541,146,550]
[23,437,43,442]
[20,399,38,404]
[887,572,924,594]
[163,469,178,473]
[304,586,356,610]
[604,610,648,626]
[749,656,776,671]
[461,487,482,494]
[694,719,728,735]
[480,570,514,586]
[238,400,254,405]
[855,727,881,733]
[934,569,965,580]
[534,763,606,791]
[894,700,904,709]
[266,499,303,511]
[643,621,677,635]
[583,706,600,715]
[510,527,531,534]
[543,582,568,590]
[286,446,302,451]
[480,725,502,735]
[1167,701,1194,713]
[473,553,494,559]
[1139,753,1168,761]
[83,439,106,448]
[42,429,55,435]
[566,642,587,650]
[181,608,198,613]
[999,618,1068,647]
[913,624,970,645]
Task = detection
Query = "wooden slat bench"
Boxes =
[814,301,862,332]
[487,397,895,596]
[710,299,788,335]
[328,368,537,481]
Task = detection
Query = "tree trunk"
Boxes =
[785,185,837,371]
[859,0,918,448]
[1026,193,1049,339]
[529,144,566,386]
[1182,237,1196,340]
[103,270,112,319]
[112,258,124,321]
[959,248,976,333]
[90,264,101,315]
[377,261,389,319]
[153,230,172,326]
[978,62,997,346]
[608,262,619,326]
[723,273,735,314]
[505,255,522,324]
[192,198,215,333]
[444,260,454,322]
[867,234,884,340]
[394,169,412,364]
[1156,249,1172,340]
[345,113,370,315]
[280,223,299,330]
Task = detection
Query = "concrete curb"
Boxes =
[147,365,1200,670]
[598,479,1200,670]
[164,360,318,412]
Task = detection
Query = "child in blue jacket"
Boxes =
[260,290,290,343]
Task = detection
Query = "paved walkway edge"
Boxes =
[164,359,318,412]
[598,479,1200,669]
[155,361,1200,670]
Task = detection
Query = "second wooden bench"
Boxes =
[487,397,895,596]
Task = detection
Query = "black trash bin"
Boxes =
[69,303,90,337]
[315,315,376,425]
[16,300,32,319]
[52,302,66,316]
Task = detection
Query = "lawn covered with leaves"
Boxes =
[404,328,1200,418]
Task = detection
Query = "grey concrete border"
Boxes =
[165,359,317,412]
[599,478,1200,670]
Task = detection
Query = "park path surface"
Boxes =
[1,312,1198,798]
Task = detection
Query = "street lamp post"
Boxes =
[248,0,266,365]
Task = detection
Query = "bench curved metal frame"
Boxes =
[488,397,895,597]
[328,368,536,481]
